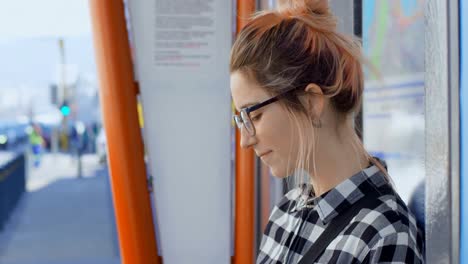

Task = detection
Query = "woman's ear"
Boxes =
[302,83,324,119]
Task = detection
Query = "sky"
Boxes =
[0,0,98,122]
[0,0,92,40]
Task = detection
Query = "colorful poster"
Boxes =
[363,0,425,202]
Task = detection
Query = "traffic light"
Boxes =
[60,101,71,116]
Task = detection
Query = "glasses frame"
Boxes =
[233,87,299,136]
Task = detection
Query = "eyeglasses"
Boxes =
[233,87,298,136]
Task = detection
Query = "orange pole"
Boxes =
[234,1,256,264]
[88,1,160,263]
[260,163,271,230]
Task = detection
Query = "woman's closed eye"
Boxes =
[251,113,262,122]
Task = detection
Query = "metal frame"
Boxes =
[448,1,460,262]
[330,0,362,136]
[353,0,363,138]
[425,0,460,263]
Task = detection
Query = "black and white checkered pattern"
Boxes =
[256,164,424,263]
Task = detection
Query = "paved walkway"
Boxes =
[0,153,120,264]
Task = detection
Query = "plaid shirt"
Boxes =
[256,164,424,263]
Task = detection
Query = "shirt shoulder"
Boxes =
[352,192,419,237]
[341,192,424,262]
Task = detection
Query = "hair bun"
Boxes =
[277,0,331,16]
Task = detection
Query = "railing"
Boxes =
[0,153,26,230]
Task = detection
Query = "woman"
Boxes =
[230,0,424,263]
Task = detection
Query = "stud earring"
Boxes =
[312,119,322,128]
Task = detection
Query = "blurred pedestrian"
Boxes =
[29,124,44,167]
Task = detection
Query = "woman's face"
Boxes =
[231,71,300,178]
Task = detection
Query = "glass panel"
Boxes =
[362,0,425,202]
[460,1,468,262]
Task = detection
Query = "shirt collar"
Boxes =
[315,164,388,223]
[288,162,389,223]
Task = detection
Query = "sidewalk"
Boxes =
[0,153,120,264]
[26,153,105,192]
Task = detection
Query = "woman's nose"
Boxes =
[240,127,256,149]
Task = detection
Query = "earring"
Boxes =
[312,118,322,128]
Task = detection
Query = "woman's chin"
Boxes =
[268,166,290,179]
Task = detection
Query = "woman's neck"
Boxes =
[309,125,369,197]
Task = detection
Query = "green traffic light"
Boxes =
[61,105,71,116]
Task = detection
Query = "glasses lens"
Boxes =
[241,110,255,136]
[233,115,242,129]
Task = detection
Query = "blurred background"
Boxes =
[0,1,119,263]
